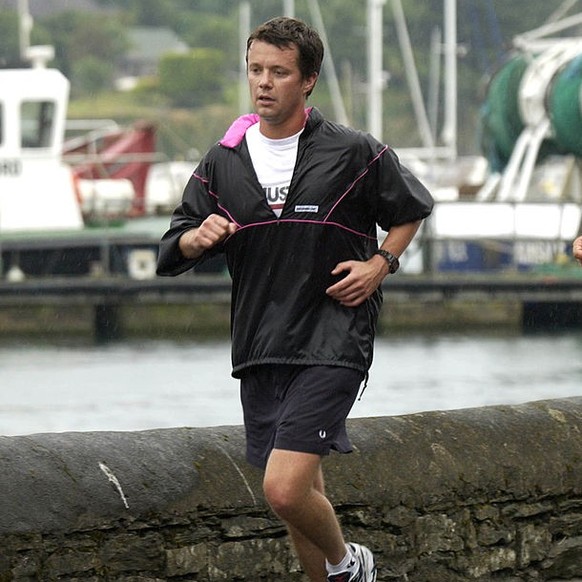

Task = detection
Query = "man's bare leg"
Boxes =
[263,449,348,581]
[287,523,327,582]
[286,465,327,581]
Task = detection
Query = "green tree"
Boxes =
[158,48,226,108]
[40,10,128,80]
[72,56,116,96]
[126,0,175,26]
[0,9,22,66]
[177,12,239,70]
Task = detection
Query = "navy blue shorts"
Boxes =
[240,365,364,469]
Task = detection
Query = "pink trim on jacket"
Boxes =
[219,108,313,148]
[219,114,260,148]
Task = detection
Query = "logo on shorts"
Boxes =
[318,429,327,439]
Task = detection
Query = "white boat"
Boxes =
[0,46,196,279]
[0,51,84,233]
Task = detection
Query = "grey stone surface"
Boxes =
[1,397,582,580]
[0,425,261,533]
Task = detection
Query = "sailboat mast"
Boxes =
[18,0,33,62]
[307,0,349,126]
[442,0,457,160]
[283,0,295,17]
[367,0,386,140]
[239,1,251,114]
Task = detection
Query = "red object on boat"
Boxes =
[63,121,157,216]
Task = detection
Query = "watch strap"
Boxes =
[374,249,400,273]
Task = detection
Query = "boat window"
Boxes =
[21,100,55,148]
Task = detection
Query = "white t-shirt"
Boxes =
[246,123,303,218]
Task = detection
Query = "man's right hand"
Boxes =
[179,214,238,259]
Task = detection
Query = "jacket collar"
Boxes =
[219,107,322,149]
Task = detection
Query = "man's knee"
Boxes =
[263,472,302,519]
[263,450,322,519]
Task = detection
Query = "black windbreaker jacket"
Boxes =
[157,108,433,378]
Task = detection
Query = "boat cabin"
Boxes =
[0,65,83,232]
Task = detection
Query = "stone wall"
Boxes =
[2,397,582,581]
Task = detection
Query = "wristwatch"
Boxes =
[374,249,400,274]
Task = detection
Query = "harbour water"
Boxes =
[1,331,581,437]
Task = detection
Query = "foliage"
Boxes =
[158,49,226,108]
[0,9,21,66]
[175,12,239,71]
[71,57,116,97]
[39,10,128,92]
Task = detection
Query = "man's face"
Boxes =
[247,40,317,137]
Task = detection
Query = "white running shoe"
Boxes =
[326,543,377,582]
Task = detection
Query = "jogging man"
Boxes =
[157,16,433,582]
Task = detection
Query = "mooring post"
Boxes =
[94,302,122,342]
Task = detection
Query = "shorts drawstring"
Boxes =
[357,371,369,401]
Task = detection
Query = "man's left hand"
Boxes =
[325,256,388,307]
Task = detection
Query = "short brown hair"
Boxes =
[246,16,324,84]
